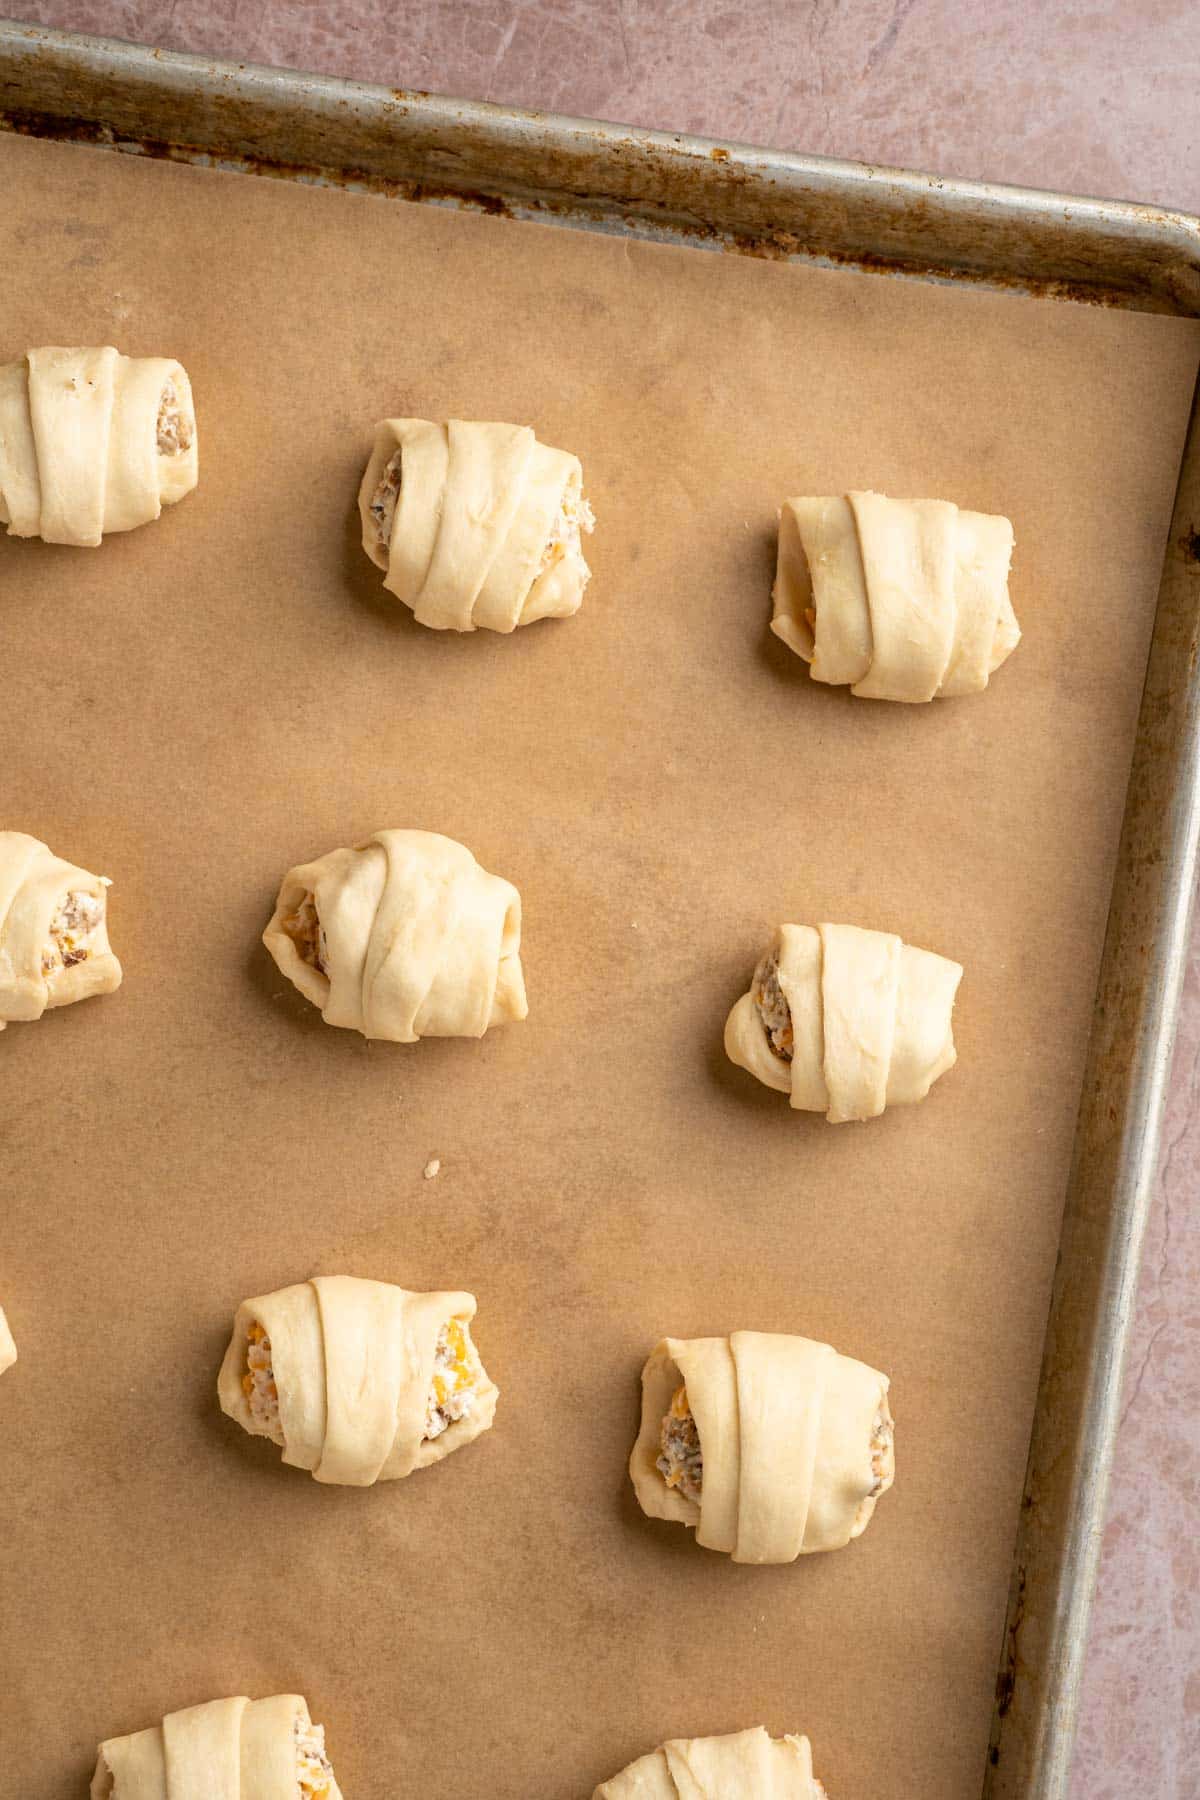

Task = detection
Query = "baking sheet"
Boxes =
[1,129,1197,1800]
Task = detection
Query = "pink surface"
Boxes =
[9,4,1199,1793]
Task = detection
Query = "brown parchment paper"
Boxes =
[1,129,1197,1800]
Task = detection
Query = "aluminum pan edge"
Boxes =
[3,20,1200,1800]
[986,402,1200,1796]
[0,18,1198,311]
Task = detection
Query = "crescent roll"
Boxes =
[0,1303,15,1376]
[263,828,527,1042]
[630,1331,894,1563]
[594,1727,826,1798]
[0,346,197,545]
[358,417,594,631]
[91,1694,341,1799]
[218,1274,498,1486]
[772,491,1018,700]
[725,922,961,1122]
[0,831,122,1030]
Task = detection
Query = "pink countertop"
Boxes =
[10,4,1199,1793]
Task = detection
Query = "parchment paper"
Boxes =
[1,130,1197,1800]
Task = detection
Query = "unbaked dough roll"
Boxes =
[630,1331,893,1563]
[725,922,961,1122]
[358,417,594,630]
[0,347,197,545]
[772,491,1019,700]
[0,831,122,1030]
[218,1274,498,1486]
[0,1302,14,1376]
[91,1693,342,1799]
[594,1727,826,1798]
[263,828,526,1042]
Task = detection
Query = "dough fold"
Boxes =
[0,831,122,1029]
[630,1331,893,1562]
[594,1727,823,1798]
[91,1693,341,1799]
[358,417,593,630]
[724,922,961,1122]
[772,491,1018,700]
[0,1302,14,1376]
[0,347,197,545]
[263,828,527,1042]
[217,1274,499,1486]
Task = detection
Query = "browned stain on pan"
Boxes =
[729,227,1178,308]
[0,106,519,216]
[0,105,1164,306]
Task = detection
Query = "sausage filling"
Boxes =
[424,1314,484,1440]
[657,1383,703,1505]
[752,948,794,1060]
[242,1315,484,1449]
[295,1713,337,1798]
[870,1401,895,1498]
[536,484,595,583]
[41,888,106,979]
[244,1321,282,1442]
[369,449,404,551]
[156,380,194,456]
[281,890,328,976]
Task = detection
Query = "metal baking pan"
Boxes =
[3,21,1198,1799]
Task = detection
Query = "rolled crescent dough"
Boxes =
[772,491,1018,700]
[218,1274,498,1486]
[0,346,197,545]
[358,417,593,630]
[594,1727,823,1798]
[0,1302,14,1376]
[725,922,961,1122]
[262,828,527,1042]
[91,1693,342,1799]
[0,831,122,1029]
[630,1331,893,1562]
